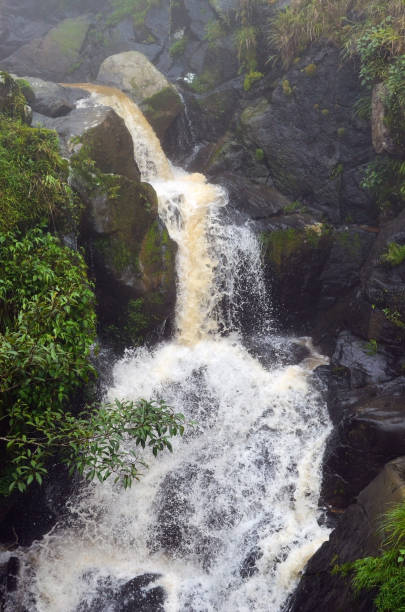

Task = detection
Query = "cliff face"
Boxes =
[0,0,404,609]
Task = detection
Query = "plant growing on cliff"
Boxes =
[339,504,405,612]
[381,241,405,266]
[268,0,405,69]
[361,157,405,214]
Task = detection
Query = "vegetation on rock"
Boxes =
[106,0,161,27]
[381,241,405,266]
[336,504,405,612]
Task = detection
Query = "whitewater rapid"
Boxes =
[5,85,331,612]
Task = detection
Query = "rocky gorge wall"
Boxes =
[0,0,404,610]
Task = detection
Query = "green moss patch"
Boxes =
[261,224,331,268]
[49,17,90,59]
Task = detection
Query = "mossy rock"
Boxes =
[139,220,177,294]
[0,16,91,80]
[261,224,331,269]
[49,17,89,60]
[76,108,141,182]
[0,72,30,123]
[142,86,183,140]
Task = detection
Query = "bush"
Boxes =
[0,117,78,233]
[169,36,187,59]
[381,242,405,266]
[0,229,96,492]
[244,70,263,90]
[269,0,405,69]
[344,504,405,612]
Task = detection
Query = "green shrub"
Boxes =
[0,117,78,233]
[304,63,317,76]
[255,147,265,161]
[169,36,187,58]
[244,70,263,91]
[0,229,96,491]
[106,0,161,27]
[234,25,258,72]
[364,338,378,355]
[282,79,293,96]
[204,19,227,45]
[381,242,405,266]
[361,157,405,213]
[0,72,28,121]
[3,397,187,492]
[343,504,405,612]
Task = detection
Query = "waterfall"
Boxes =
[5,86,331,612]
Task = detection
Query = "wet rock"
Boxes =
[98,51,170,101]
[34,98,177,347]
[240,546,263,579]
[260,219,333,331]
[332,331,394,387]
[80,573,166,612]
[214,173,289,225]
[152,465,229,570]
[363,208,405,327]
[289,457,405,612]
[322,374,405,508]
[6,556,19,592]
[34,104,139,180]
[318,228,375,310]
[21,76,83,117]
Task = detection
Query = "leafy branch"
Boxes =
[3,399,188,493]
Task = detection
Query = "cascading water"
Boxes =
[6,86,331,612]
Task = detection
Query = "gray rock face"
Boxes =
[1,16,91,81]
[289,457,405,612]
[363,207,405,325]
[238,45,375,224]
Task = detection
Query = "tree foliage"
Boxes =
[0,229,97,491]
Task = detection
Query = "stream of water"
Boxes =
[6,86,331,612]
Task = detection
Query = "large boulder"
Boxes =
[20,76,83,118]
[97,51,183,139]
[289,457,405,612]
[34,97,177,348]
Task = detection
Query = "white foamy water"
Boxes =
[6,86,331,612]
